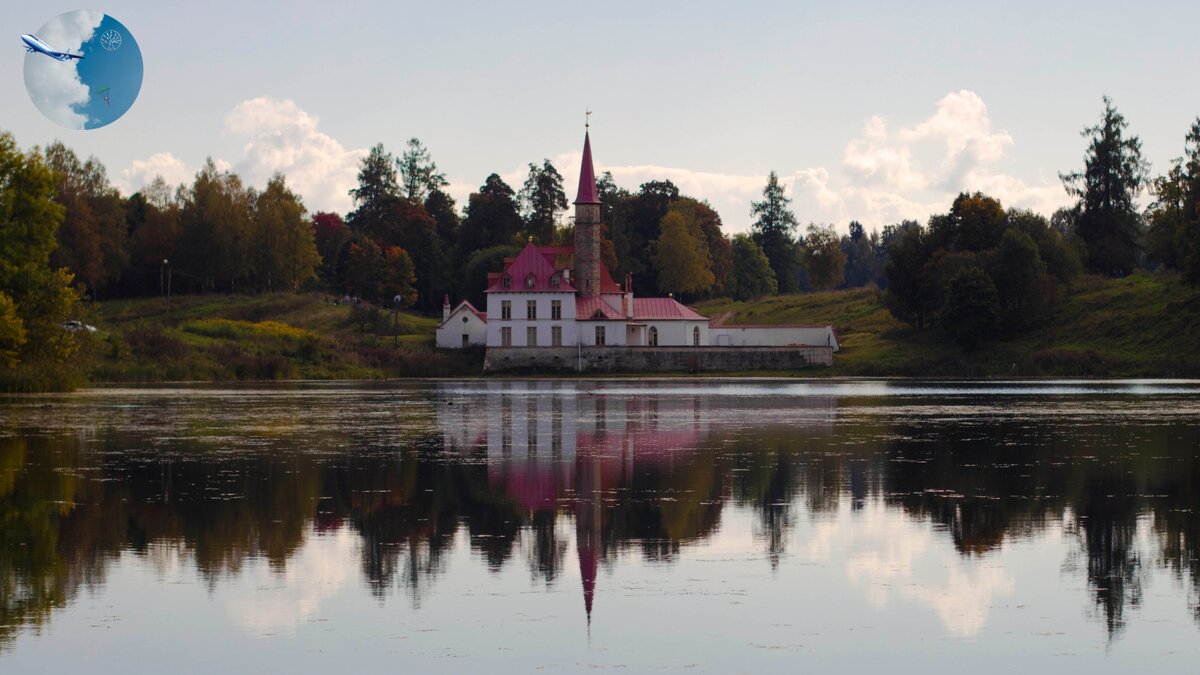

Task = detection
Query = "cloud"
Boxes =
[22,11,103,130]
[118,152,192,193]
[117,99,365,213]
[224,97,367,214]
[791,90,1072,230]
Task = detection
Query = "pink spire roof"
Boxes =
[575,131,600,205]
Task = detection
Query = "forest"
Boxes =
[1,97,1199,386]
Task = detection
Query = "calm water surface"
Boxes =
[2,379,1200,673]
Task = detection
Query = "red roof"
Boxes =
[575,131,600,204]
[486,242,578,293]
[576,296,625,321]
[598,265,623,294]
[439,299,486,326]
[632,297,708,321]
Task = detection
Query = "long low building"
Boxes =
[435,127,838,372]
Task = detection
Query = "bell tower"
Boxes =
[574,124,602,297]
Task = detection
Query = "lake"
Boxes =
[2,379,1199,673]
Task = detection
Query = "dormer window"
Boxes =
[550,274,560,288]
[502,275,511,289]
[525,273,537,289]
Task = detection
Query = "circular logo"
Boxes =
[23,11,143,130]
[100,29,122,51]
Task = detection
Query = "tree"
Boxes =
[0,131,80,372]
[884,226,937,329]
[750,171,798,293]
[1183,119,1200,287]
[458,174,524,263]
[1060,97,1150,276]
[519,159,568,243]
[728,234,777,300]
[252,175,319,292]
[672,197,731,297]
[0,292,25,368]
[992,228,1044,325]
[841,221,878,288]
[178,159,255,291]
[800,224,847,290]
[397,138,447,203]
[653,209,714,297]
[41,142,128,296]
[312,212,348,283]
[460,244,521,307]
[930,192,1007,252]
[940,266,1000,349]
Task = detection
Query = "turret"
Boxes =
[574,130,602,298]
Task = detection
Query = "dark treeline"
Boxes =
[3,403,1200,646]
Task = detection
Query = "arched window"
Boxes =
[692,326,701,346]
[525,273,537,288]
[649,326,658,346]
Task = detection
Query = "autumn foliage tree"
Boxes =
[653,209,714,298]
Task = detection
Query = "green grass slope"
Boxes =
[89,292,479,382]
[696,272,1200,377]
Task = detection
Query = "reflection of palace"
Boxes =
[436,382,833,622]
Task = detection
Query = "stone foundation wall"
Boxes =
[483,346,833,373]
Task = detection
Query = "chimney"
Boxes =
[625,273,634,318]
[442,294,451,322]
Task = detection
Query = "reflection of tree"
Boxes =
[5,397,1200,649]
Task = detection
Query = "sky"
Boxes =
[5,1,1200,234]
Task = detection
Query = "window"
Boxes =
[525,273,536,288]
[550,274,560,288]
[595,326,606,346]
[551,300,561,319]
[649,326,658,346]
[527,300,537,320]
[527,326,537,346]
[693,326,701,346]
[500,326,512,346]
[501,301,511,320]
[551,325,562,346]
[461,334,469,348]
[502,275,511,289]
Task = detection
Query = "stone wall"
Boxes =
[483,345,833,373]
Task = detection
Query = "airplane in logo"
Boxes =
[20,34,84,61]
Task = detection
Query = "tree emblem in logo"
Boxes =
[100,29,122,51]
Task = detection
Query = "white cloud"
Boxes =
[22,11,103,130]
[792,90,1072,230]
[118,152,192,193]
[224,97,367,214]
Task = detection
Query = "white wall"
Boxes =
[578,320,628,346]
[643,320,709,347]
[709,326,839,351]
[485,291,579,347]
[436,305,488,348]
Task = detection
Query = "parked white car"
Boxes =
[61,320,97,333]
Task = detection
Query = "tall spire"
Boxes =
[575,130,600,205]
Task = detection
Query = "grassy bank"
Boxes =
[696,272,1200,377]
[84,273,1199,383]
[90,292,481,382]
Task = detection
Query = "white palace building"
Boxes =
[436,129,838,372]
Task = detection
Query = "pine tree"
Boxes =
[750,171,798,293]
[519,159,567,243]
[1060,97,1149,276]
[397,138,447,203]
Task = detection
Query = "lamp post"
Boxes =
[163,259,171,320]
[392,294,402,348]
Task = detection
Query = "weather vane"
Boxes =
[585,108,591,129]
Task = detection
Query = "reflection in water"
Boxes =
[1,381,1200,664]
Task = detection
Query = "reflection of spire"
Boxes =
[576,452,602,626]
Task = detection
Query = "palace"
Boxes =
[436,129,838,371]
